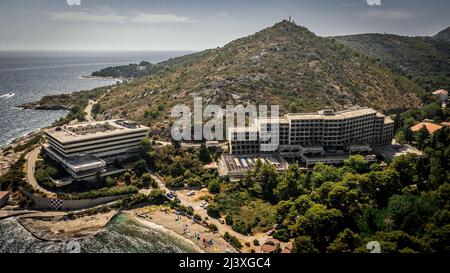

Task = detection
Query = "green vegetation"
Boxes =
[91,52,208,79]
[58,185,138,200]
[0,156,35,207]
[0,156,27,192]
[77,21,423,138]
[224,232,243,249]
[208,223,218,233]
[21,86,108,126]
[139,139,218,189]
[34,150,156,200]
[12,135,42,153]
[395,98,450,146]
[202,128,449,252]
[334,33,450,92]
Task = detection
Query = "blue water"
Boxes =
[0,213,201,253]
[0,51,191,147]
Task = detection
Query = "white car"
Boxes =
[200,201,208,208]
[187,191,195,197]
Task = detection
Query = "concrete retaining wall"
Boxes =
[20,189,130,211]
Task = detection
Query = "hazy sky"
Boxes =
[0,0,449,51]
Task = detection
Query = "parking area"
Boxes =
[218,153,289,179]
[372,144,423,160]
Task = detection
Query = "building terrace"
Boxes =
[43,119,150,180]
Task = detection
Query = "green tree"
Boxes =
[421,103,443,120]
[327,228,361,253]
[198,143,211,163]
[389,154,418,187]
[292,236,319,253]
[134,159,148,177]
[123,172,132,185]
[395,130,406,144]
[344,155,369,174]
[208,179,221,194]
[273,229,290,242]
[387,194,438,233]
[206,204,221,218]
[256,164,279,203]
[367,169,402,206]
[275,164,304,200]
[142,173,157,188]
[429,152,445,190]
[415,127,430,149]
[293,204,343,251]
[288,100,300,113]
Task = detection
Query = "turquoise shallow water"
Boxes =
[0,213,201,253]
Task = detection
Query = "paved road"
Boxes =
[149,174,267,249]
[25,147,56,197]
[84,100,97,122]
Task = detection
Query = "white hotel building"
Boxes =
[44,120,149,179]
[228,107,394,166]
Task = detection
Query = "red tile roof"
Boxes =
[410,122,443,134]
[433,89,448,95]
[0,191,9,199]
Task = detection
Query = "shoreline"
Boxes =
[9,207,238,253]
[130,212,205,253]
[79,75,125,82]
[129,207,237,253]
[16,210,118,241]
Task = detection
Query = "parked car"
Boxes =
[187,191,195,197]
[273,224,283,230]
[266,229,276,236]
[218,218,225,224]
[200,201,208,208]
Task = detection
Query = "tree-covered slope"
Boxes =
[333,29,450,92]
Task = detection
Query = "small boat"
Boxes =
[0,92,15,99]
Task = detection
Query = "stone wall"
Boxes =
[20,189,130,211]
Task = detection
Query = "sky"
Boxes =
[0,0,449,51]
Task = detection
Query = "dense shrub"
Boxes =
[224,232,242,249]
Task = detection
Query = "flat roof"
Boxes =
[44,146,106,171]
[257,117,289,124]
[220,153,289,174]
[45,119,149,144]
[286,107,377,120]
[229,127,258,133]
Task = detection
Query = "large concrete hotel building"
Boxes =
[44,120,149,179]
[227,107,394,167]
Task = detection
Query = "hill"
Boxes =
[43,21,425,136]
[434,27,450,43]
[333,28,450,92]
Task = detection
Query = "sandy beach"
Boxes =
[130,207,238,253]
[13,206,238,253]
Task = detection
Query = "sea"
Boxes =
[0,213,201,253]
[0,51,191,148]
[0,51,199,253]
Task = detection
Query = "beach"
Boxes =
[12,206,237,253]
[131,207,238,253]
